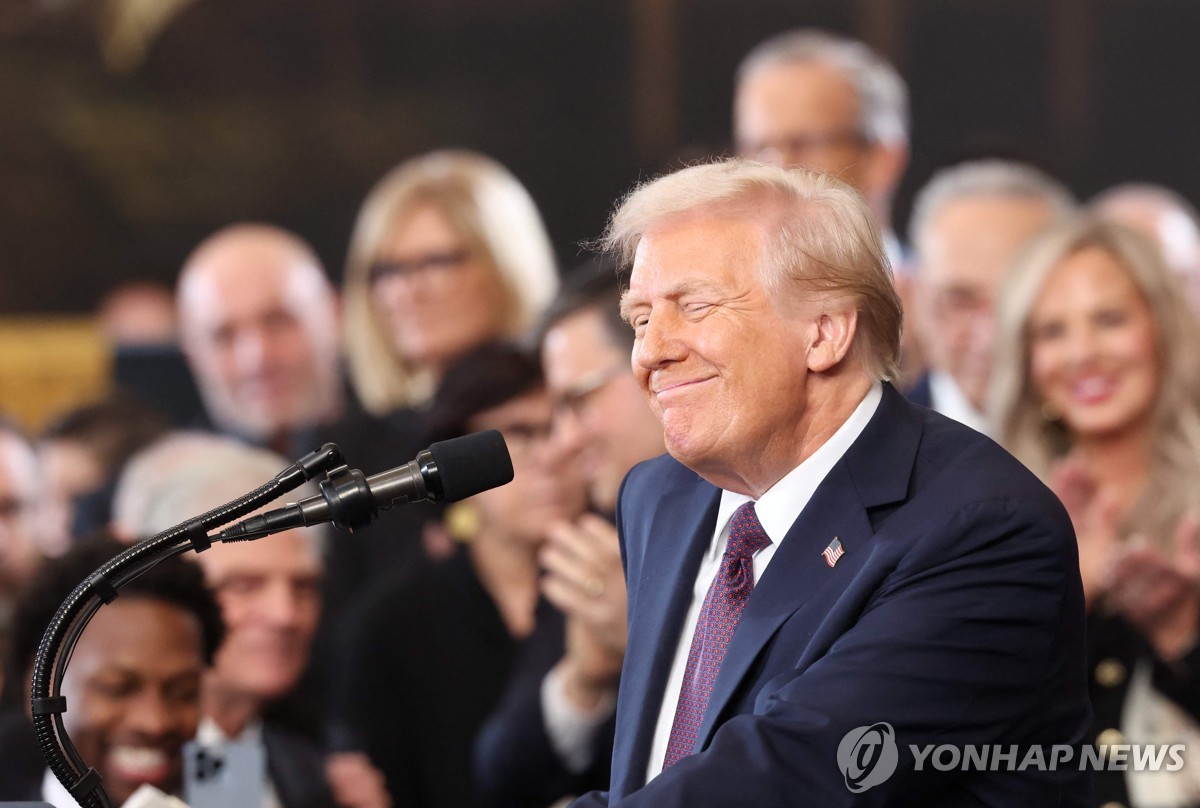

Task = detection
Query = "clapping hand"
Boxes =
[1109,514,1200,661]
[1049,454,1123,610]
[540,514,627,710]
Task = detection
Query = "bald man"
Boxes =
[1090,182,1200,313]
[177,224,344,454]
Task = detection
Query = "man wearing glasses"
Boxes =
[734,29,909,271]
[473,260,665,808]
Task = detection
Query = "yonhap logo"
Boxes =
[838,722,899,792]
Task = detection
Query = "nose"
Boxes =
[634,309,686,372]
[126,689,182,739]
[550,406,587,459]
[232,328,269,374]
[256,579,305,628]
[967,308,996,360]
[1063,323,1101,366]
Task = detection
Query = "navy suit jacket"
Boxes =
[572,384,1092,807]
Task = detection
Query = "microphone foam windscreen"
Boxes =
[428,429,514,502]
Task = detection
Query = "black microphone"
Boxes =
[218,430,513,540]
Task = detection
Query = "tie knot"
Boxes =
[727,501,771,559]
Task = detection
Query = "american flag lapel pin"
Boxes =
[822,537,845,568]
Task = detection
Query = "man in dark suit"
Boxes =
[570,159,1092,806]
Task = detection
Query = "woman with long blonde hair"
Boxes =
[992,215,1200,807]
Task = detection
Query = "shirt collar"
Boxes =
[197,714,265,745]
[928,371,988,435]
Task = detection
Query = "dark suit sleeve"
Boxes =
[264,724,337,808]
[574,496,1090,807]
[474,671,616,808]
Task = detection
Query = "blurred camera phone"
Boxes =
[183,740,265,808]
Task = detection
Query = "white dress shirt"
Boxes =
[928,371,989,436]
[644,382,883,783]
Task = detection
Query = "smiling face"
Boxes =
[621,211,821,494]
[178,236,342,441]
[371,205,509,376]
[61,598,204,804]
[194,531,321,705]
[1028,246,1161,442]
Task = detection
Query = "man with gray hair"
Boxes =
[1090,181,1200,312]
[569,158,1089,805]
[115,433,389,808]
[734,28,909,267]
[905,159,1076,431]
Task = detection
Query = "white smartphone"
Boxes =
[182,740,266,808]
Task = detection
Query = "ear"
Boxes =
[806,307,859,373]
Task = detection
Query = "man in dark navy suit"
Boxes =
[569,159,1091,806]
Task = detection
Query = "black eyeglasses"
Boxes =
[552,364,626,421]
[739,129,867,162]
[367,249,471,285]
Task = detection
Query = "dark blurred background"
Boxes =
[1,0,1197,313]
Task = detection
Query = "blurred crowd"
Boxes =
[1,26,1199,808]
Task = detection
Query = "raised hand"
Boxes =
[540,514,627,709]
[1048,453,1123,610]
[1110,513,1200,660]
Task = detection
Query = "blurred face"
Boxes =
[916,195,1057,411]
[195,532,321,703]
[0,432,42,589]
[735,62,875,194]
[61,598,204,804]
[542,308,663,513]
[1096,198,1200,312]
[621,212,817,492]
[1028,246,1161,442]
[39,438,105,556]
[467,390,587,546]
[179,243,341,441]
[371,205,509,375]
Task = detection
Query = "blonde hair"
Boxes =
[991,215,1200,545]
[602,158,903,381]
[343,150,558,413]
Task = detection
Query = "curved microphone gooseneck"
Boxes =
[31,429,513,808]
[30,443,344,808]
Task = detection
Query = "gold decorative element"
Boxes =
[98,0,198,74]
[444,502,481,542]
[1094,658,1127,688]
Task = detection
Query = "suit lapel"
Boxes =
[694,383,923,750]
[613,475,720,797]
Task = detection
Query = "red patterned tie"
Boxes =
[662,501,771,768]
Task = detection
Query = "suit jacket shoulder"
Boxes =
[595,384,1091,807]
